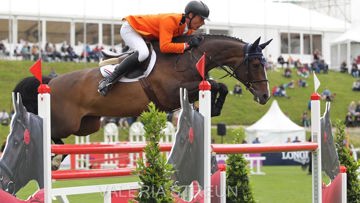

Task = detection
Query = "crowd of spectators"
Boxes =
[3,40,106,63]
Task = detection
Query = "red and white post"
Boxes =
[199,81,211,203]
[311,92,322,203]
[38,84,52,203]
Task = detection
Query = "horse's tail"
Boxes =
[13,76,52,115]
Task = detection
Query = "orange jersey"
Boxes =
[125,13,194,53]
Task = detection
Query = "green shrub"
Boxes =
[226,128,255,203]
[134,103,175,202]
[334,121,360,203]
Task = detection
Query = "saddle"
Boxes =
[99,44,154,79]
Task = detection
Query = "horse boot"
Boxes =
[98,51,139,96]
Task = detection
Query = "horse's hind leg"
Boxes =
[75,116,101,136]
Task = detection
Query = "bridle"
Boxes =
[0,116,31,195]
[190,40,268,92]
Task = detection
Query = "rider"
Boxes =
[98,0,210,96]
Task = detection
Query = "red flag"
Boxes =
[196,53,206,80]
[29,59,42,84]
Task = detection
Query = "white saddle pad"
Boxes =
[99,48,156,83]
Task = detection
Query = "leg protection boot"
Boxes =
[98,51,139,96]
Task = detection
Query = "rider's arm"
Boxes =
[158,15,193,53]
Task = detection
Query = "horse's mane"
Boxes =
[12,76,52,115]
[171,33,245,44]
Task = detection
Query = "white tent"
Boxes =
[245,100,305,144]
[330,27,360,71]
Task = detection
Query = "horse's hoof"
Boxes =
[51,154,63,171]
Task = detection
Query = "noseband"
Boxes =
[0,117,31,195]
[241,43,269,90]
[194,42,268,91]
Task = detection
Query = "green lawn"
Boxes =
[15,166,312,203]
[0,60,359,147]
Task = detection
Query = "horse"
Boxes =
[13,34,271,141]
[0,93,43,195]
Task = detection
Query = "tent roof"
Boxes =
[0,0,347,31]
[332,27,360,44]
[245,100,304,132]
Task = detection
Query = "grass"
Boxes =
[0,60,356,202]
[15,166,312,203]
[0,60,359,146]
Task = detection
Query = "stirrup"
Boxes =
[98,78,113,96]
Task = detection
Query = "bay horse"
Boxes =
[13,34,271,141]
[0,93,44,195]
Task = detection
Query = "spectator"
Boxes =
[354,101,360,126]
[318,59,328,74]
[353,79,360,91]
[66,45,78,61]
[313,49,321,62]
[48,68,58,78]
[351,62,359,78]
[273,85,290,98]
[284,67,292,78]
[31,44,40,61]
[286,137,292,143]
[277,55,285,68]
[344,112,354,127]
[252,137,261,144]
[340,61,348,73]
[301,111,310,127]
[21,42,31,60]
[292,136,301,143]
[285,80,295,88]
[0,109,10,126]
[0,41,6,55]
[298,79,308,87]
[321,88,335,101]
[233,82,242,95]
[266,54,275,70]
[348,101,357,116]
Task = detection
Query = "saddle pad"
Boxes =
[99,48,156,83]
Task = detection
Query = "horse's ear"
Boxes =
[259,39,273,50]
[251,37,261,50]
[12,92,18,114]
[16,92,27,117]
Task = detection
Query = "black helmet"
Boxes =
[185,1,209,20]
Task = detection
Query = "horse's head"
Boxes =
[196,35,272,105]
[0,93,43,195]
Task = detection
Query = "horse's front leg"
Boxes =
[208,80,228,117]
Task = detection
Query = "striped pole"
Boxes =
[199,80,211,203]
[38,84,51,203]
[311,92,321,203]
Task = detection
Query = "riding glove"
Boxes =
[186,36,202,50]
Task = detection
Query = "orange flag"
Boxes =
[29,59,42,84]
[196,53,206,80]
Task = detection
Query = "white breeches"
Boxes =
[120,21,149,62]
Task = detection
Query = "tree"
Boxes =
[226,127,256,203]
[334,121,360,203]
[134,103,175,202]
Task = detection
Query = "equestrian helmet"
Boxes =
[185,1,209,19]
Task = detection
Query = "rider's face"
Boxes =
[188,14,205,30]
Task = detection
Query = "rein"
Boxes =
[191,41,268,91]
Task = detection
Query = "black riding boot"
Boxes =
[98,51,139,96]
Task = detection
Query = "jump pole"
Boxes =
[199,80,211,203]
[311,92,322,203]
[38,84,52,203]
